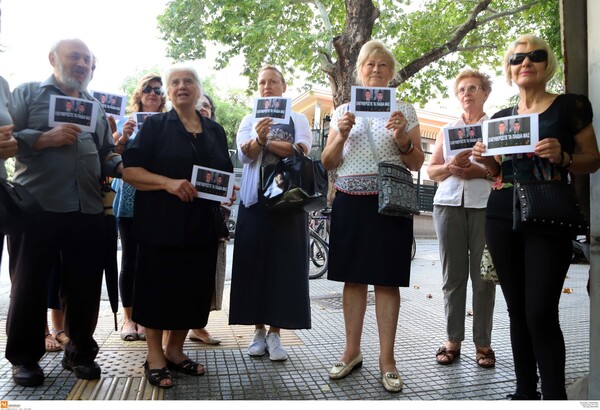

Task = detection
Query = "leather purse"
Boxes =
[514,179,589,234]
[365,120,419,218]
[377,162,419,217]
[261,144,328,213]
[0,178,43,235]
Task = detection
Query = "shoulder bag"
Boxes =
[0,178,43,235]
[512,157,588,234]
[365,120,419,218]
[261,144,328,213]
[513,179,588,234]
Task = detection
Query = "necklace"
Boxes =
[186,121,202,138]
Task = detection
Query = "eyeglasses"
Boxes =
[142,86,163,95]
[509,49,548,65]
[457,85,482,96]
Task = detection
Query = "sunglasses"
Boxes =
[509,50,548,65]
[142,86,163,95]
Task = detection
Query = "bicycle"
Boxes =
[309,229,329,279]
[308,208,331,279]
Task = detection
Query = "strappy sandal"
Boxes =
[143,361,173,388]
[435,346,461,365]
[476,347,496,368]
[166,358,206,376]
[52,329,69,346]
[45,333,63,352]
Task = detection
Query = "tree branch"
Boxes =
[390,0,537,87]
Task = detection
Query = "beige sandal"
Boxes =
[45,333,62,352]
[52,329,69,345]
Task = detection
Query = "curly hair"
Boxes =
[127,73,166,113]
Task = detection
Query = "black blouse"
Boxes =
[487,93,593,220]
[123,109,233,247]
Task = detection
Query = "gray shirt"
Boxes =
[0,76,12,180]
[10,75,122,214]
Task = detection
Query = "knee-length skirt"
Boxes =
[327,192,413,287]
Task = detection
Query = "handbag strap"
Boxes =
[364,119,381,164]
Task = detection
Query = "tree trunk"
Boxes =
[324,0,380,108]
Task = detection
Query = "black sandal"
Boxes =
[166,358,205,376]
[144,361,173,388]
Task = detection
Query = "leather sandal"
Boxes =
[52,329,70,345]
[143,361,173,389]
[476,347,496,368]
[45,333,63,352]
[435,346,461,365]
[166,358,206,376]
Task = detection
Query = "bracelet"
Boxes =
[565,152,573,169]
[256,138,265,147]
[399,140,414,155]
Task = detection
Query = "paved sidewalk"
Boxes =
[0,239,591,405]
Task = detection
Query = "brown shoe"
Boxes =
[476,347,496,368]
[435,346,461,365]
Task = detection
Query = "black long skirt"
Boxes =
[132,241,217,330]
[229,197,311,329]
[328,192,413,287]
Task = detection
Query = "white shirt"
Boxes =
[432,114,492,208]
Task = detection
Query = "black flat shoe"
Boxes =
[166,358,205,376]
[12,363,44,387]
[507,391,541,400]
[144,361,173,389]
[61,355,101,380]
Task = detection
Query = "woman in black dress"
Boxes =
[123,65,233,388]
[229,65,312,362]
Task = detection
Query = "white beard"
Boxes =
[56,60,91,92]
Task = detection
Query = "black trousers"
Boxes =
[486,218,571,400]
[6,211,105,365]
[117,217,137,308]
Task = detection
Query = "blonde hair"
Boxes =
[503,34,558,86]
[127,73,166,113]
[354,40,398,85]
[453,69,493,95]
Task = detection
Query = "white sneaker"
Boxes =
[266,332,288,361]
[247,328,267,356]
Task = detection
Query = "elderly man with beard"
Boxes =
[7,38,122,387]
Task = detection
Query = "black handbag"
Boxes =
[0,178,43,235]
[514,179,589,234]
[377,162,419,217]
[261,144,328,212]
[365,120,419,218]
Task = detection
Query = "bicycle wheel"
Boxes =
[309,230,329,279]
